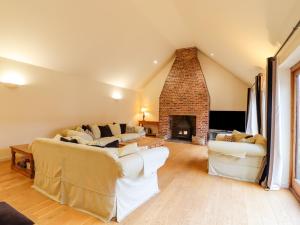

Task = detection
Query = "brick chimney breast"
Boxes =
[159,47,210,144]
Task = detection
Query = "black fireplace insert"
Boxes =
[169,115,196,141]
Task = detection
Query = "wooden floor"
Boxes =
[1,142,300,225]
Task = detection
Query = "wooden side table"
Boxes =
[10,144,35,179]
[138,120,159,137]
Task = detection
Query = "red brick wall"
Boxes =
[159,47,210,143]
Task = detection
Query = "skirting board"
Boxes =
[0,148,11,162]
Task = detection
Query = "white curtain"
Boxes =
[267,66,284,190]
[246,87,258,135]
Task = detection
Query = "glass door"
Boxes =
[292,65,300,196]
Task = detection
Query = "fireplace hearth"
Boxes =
[170,115,196,141]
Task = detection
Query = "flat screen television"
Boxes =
[209,111,246,132]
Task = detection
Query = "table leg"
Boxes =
[11,150,16,169]
[30,156,35,178]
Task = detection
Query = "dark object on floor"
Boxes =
[0,202,34,225]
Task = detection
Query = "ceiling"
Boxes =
[0,0,299,89]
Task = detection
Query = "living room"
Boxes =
[1,1,300,225]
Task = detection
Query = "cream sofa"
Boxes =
[207,134,266,183]
[62,123,146,147]
[31,138,169,222]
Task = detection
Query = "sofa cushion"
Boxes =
[223,135,233,142]
[109,123,122,136]
[90,137,120,146]
[99,125,113,137]
[239,136,256,144]
[120,123,127,134]
[60,137,79,144]
[254,134,267,147]
[64,130,93,142]
[82,125,92,132]
[232,130,252,142]
[89,124,101,139]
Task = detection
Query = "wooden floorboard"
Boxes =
[0,142,299,225]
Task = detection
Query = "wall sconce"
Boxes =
[112,91,123,100]
[0,71,26,88]
[141,107,148,121]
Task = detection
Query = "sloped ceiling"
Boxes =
[0,0,299,89]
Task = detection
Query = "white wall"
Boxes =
[0,57,140,160]
[141,51,249,121]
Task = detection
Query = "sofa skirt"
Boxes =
[116,173,159,222]
[208,152,265,183]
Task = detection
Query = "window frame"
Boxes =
[291,60,300,198]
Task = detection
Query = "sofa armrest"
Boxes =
[118,146,169,178]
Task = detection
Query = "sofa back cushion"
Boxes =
[99,125,113,137]
[89,124,101,139]
[232,130,251,142]
[109,123,121,136]
[126,126,135,133]
[64,130,93,142]
[120,123,127,134]
[254,134,267,147]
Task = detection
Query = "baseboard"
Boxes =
[0,156,10,162]
[290,187,300,202]
[0,148,11,162]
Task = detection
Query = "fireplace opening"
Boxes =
[170,115,196,141]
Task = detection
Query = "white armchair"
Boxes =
[208,134,266,183]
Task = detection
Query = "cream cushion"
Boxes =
[53,134,88,144]
[109,123,122,136]
[239,136,256,144]
[254,134,267,147]
[232,130,250,142]
[89,124,100,139]
[64,130,93,142]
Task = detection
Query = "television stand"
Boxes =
[208,129,232,140]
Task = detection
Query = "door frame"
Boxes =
[291,61,300,198]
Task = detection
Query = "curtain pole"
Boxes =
[275,20,300,57]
